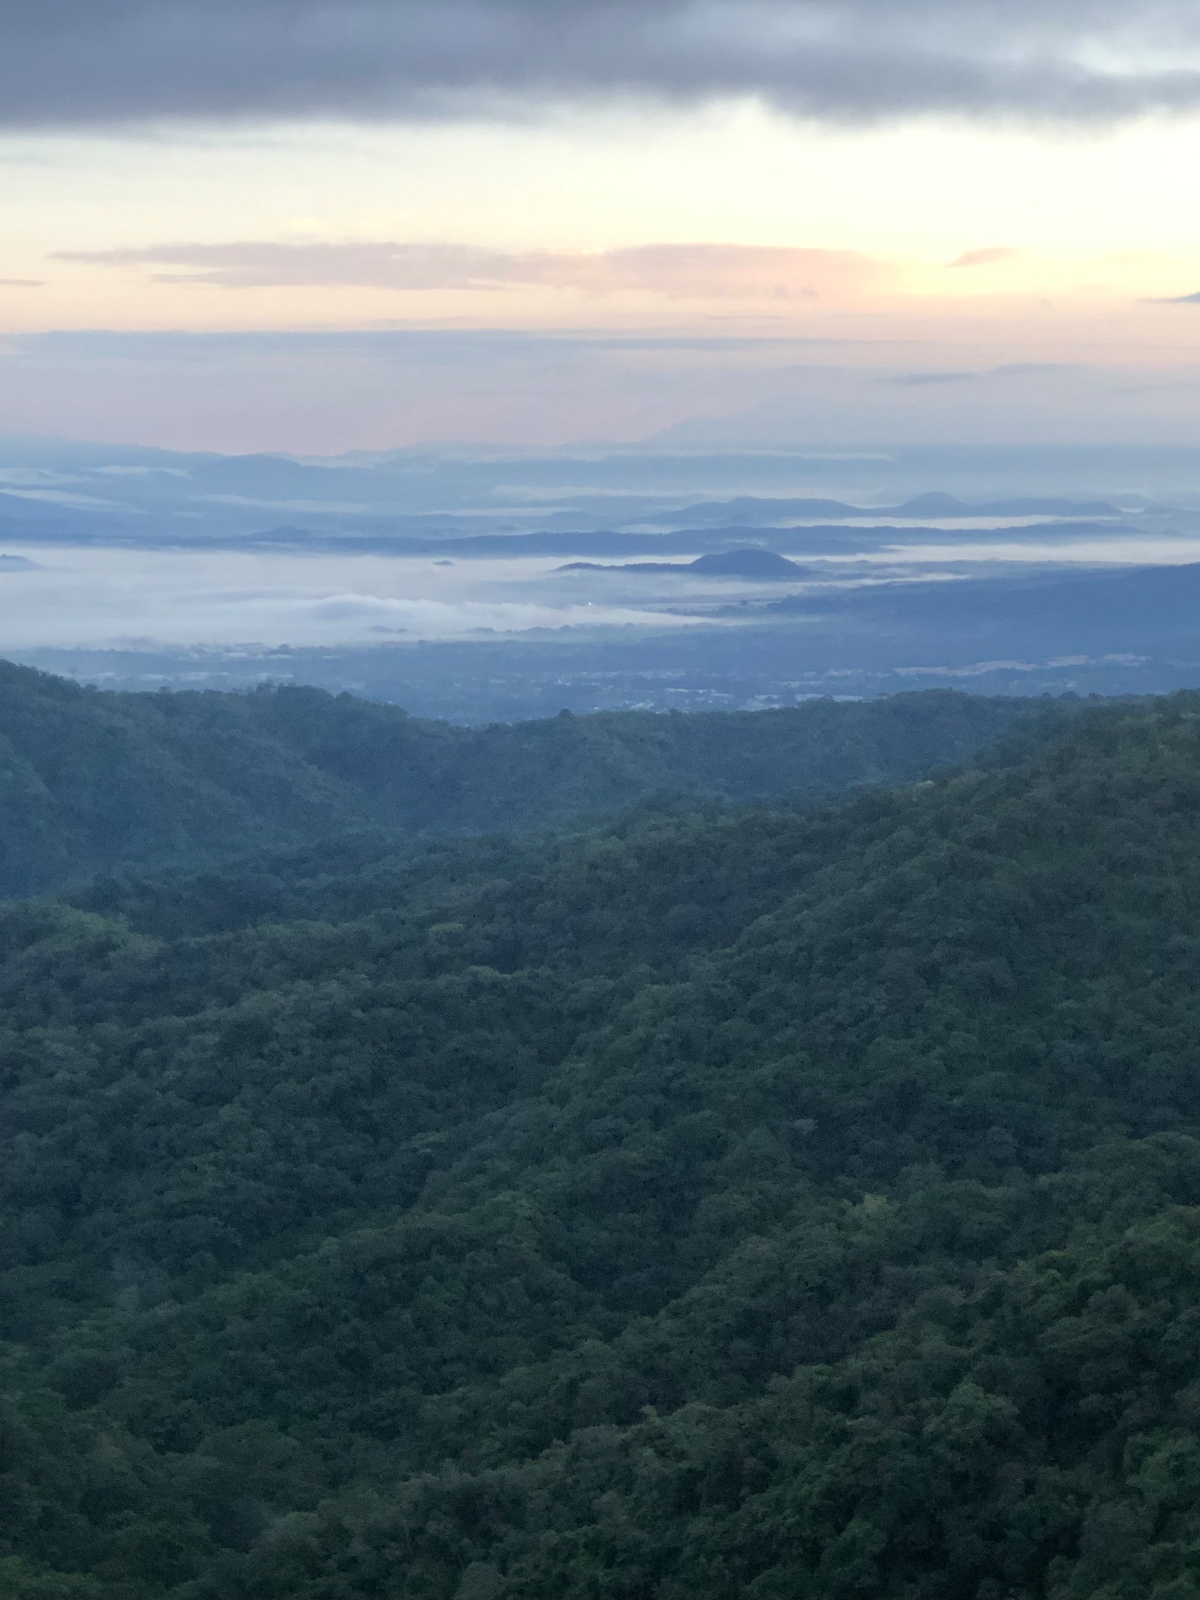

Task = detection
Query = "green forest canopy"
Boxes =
[6,682,1200,1597]
[0,658,1045,897]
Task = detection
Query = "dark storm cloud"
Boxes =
[4,0,1200,129]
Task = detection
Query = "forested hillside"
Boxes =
[0,659,1042,896]
[7,694,1200,1597]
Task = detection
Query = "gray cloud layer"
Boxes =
[5,0,1200,129]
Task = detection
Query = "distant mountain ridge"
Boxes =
[560,548,809,578]
[0,659,1047,897]
[643,491,1121,525]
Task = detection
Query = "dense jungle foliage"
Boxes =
[7,687,1200,1598]
[0,658,1041,896]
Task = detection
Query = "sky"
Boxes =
[3,0,1200,452]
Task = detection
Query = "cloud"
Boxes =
[5,0,1200,130]
[300,591,703,636]
[1159,290,1200,303]
[54,240,885,300]
[0,279,46,288]
[949,248,1020,268]
[885,363,1074,386]
[887,369,980,386]
[0,487,137,510]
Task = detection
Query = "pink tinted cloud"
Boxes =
[55,240,888,301]
[949,247,1020,268]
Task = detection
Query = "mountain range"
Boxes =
[7,682,1200,1598]
[0,659,1038,896]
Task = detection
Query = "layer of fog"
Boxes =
[7,527,1200,649]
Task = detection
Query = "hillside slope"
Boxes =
[0,658,1044,896]
[7,695,1200,1597]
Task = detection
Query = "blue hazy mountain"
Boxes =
[0,433,1186,549]
[560,549,810,578]
[3,432,1198,717]
[641,491,1122,525]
